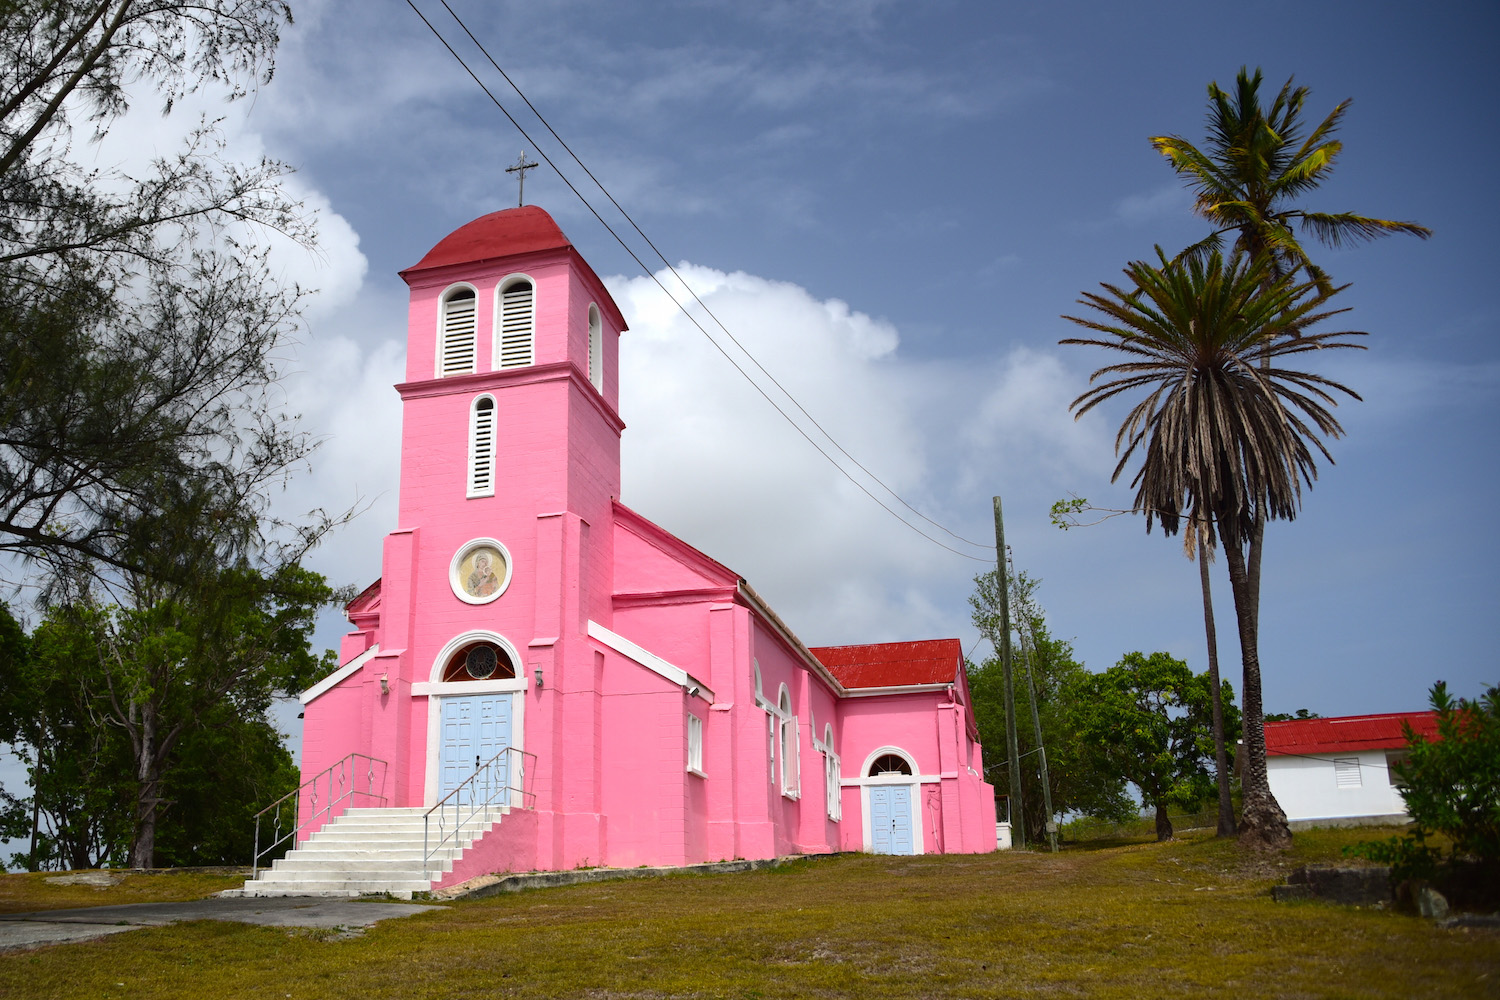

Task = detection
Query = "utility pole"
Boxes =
[1010,547,1057,852]
[993,496,1025,849]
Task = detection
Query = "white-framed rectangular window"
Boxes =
[687,713,704,776]
[1334,757,1362,788]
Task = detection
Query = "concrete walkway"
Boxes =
[0,896,443,953]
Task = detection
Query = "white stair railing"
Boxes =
[424,747,536,881]
[252,753,389,877]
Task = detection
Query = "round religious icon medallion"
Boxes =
[449,538,512,605]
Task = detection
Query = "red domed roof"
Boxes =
[402,205,572,277]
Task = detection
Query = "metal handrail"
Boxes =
[252,752,389,877]
[423,746,536,881]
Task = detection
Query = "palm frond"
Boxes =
[1060,249,1364,538]
[1295,211,1434,247]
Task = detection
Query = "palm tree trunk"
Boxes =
[1198,538,1236,837]
[1223,516,1291,850]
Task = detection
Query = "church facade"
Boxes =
[297,207,995,887]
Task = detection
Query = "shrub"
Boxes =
[1347,681,1499,884]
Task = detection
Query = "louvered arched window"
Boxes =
[587,303,603,391]
[467,395,496,497]
[439,287,477,376]
[497,278,534,368]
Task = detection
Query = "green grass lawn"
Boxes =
[0,830,1494,999]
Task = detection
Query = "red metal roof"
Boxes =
[810,639,963,689]
[1264,711,1439,756]
[402,205,572,276]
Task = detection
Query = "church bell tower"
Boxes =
[370,205,628,827]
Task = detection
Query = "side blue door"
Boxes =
[439,694,513,801]
[870,784,914,855]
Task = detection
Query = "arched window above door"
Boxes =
[868,752,913,777]
[441,640,517,682]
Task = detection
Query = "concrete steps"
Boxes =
[229,806,502,899]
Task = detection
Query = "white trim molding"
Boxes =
[840,683,951,699]
[300,644,381,705]
[587,620,715,703]
[851,744,926,855]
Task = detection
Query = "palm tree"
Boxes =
[1143,68,1429,846]
[1150,67,1431,287]
[1062,248,1364,850]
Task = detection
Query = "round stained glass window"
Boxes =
[465,644,498,679]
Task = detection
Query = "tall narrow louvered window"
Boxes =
[497,279,534,368]
[440,288,477,376]
[467,396,496,497]
[1334,758,1362,788]
[587,303,603,391]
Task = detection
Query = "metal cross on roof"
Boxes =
[506,150,539,207]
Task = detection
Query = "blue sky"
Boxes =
[186,1,1498,725]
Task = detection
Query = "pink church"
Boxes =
[254,206,995,896]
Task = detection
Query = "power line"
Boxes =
[405,1,995,563]
[435,1,992,556]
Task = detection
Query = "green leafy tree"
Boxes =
[969,570,1134,842]
[1264,709,1321,722]
[1068,651,1238,841]
[0,603,134,869]
[1062,248,1362,850]
[30,564,338,868]
[1349,682,1500,892]
[0,601,301,869]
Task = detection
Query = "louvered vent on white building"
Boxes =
[440,290,478,376]
[1334,757,1362,788]
[498,281,534,368]
[468,396,496,497]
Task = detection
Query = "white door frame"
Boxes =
[846,745,931,855]
[419,630,529,807]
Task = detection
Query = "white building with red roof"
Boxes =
[1265,712,1438,829]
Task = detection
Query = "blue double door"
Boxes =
[870,784,914,855]
[438,694,514,801]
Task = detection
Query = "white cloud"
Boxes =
[608,264,1104,646]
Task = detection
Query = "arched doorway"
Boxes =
[423,631,528,806]
[861,748,920,855]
